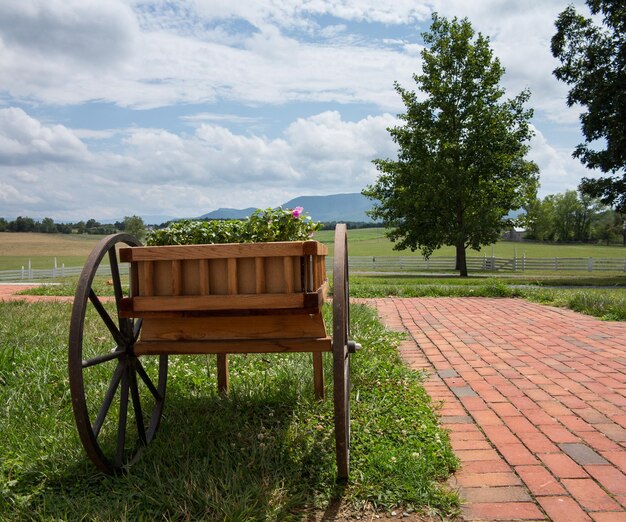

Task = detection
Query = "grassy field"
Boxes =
[1,230,625,272]
[0,232,106,270]
[0,301,459,520]
[314,228,626,258]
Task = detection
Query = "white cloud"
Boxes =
[0,109,396,220]
[0,0,595,221]
[0,107,90,165]
[0,182,41,204]
[0,0,587,124]
[528,126,589,197]
[15,170,38,182]
[0,0,138,68]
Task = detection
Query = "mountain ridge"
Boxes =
[199,193,376,222]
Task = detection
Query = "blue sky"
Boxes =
[0,0,590,223]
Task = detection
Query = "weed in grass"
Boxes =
[565,290,626,321]
[0,301,459,520]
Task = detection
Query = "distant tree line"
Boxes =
[0,216,146,239]
[319,221,381,231]
[521,190,624,245]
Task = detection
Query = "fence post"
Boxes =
[514,248,517,272]
[62,264,65,277]
[554,257,558,270]
[372,257,376,270]
[523,252,526,272]
[28,259,32,279]
[53,257,57,278]
[588,258,593,272]
[21,266,24,279]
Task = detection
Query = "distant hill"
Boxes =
[200,193,377,223]
[200,207,257,220]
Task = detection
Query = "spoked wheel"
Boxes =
[333,224,359,480]
[69,233,167,474]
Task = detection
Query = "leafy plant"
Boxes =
[146,207,321,246]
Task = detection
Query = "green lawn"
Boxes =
[0,301,459,520]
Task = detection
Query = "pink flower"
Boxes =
[292,206,304,218]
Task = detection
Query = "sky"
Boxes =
[0,0,593,223]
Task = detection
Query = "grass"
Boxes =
[313,228,626,258]
[0,232,106,271]
[349,275,626,321]
[0,301,459,520]
[16,277,118,297]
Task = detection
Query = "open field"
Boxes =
[0,232,105,270]
[314,228,626,258]
[2,230,625,273]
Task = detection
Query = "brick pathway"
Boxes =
[0,284,74,303]
[366,297,626,522]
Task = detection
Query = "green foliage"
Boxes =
[123,215,146,241]
[0,302,459,519]
[364,14,538,277]
[551,0,626,211]
[522,190,607,242]
[146,208,321,246]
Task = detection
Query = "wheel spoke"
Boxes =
[82,349,123,369]
[93,362,125,438]
[89,290,126,346]
[115,367,130,467]
[135,359,162,402]
[129,362,147,445]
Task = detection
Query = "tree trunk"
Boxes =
[456,243,468,277]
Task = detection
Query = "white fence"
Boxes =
[2,255,625,282]
[328,256,626,273]
[0,264,128,282]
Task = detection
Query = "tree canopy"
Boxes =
[123,215,146,240]
[551,0,626,211]
[363,14,538,276]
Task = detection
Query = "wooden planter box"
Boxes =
[118,240,330,359]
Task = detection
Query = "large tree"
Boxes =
[551,0,626,211]
[123,215,146,240]
[363,14,538,276]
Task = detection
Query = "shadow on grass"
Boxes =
[26,384,338,521]
[354,273,485,280]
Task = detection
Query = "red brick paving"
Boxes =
[367,297,626,521]
[0,284,74,303]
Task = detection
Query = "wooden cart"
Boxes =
[68,224,359,479]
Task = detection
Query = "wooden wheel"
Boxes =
[69,234,167,474]
[333,223,358,480]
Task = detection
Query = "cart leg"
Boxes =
[217,354,229,394]
[313,352,324,400]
